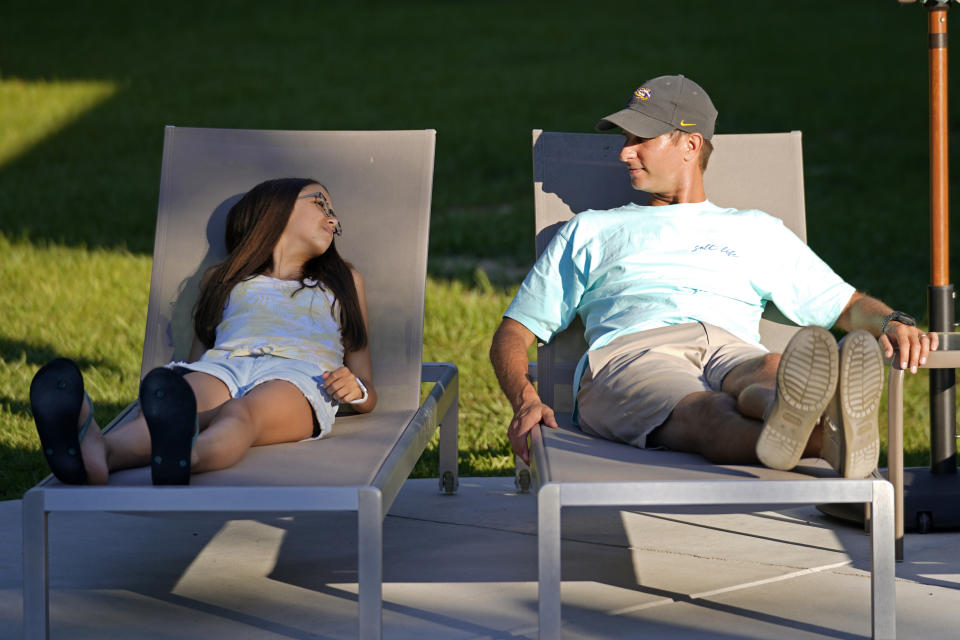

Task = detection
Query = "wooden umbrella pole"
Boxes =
[930,4,950,288]
[926,1,958,474]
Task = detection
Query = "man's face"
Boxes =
[619,131,687,196]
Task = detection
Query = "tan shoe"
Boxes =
[757,326,838,471]
[820,395,844,474]
[820,329,883,478]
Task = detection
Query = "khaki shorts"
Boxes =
[577,322,766,448]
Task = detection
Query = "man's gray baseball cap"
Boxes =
[596,75,717,140]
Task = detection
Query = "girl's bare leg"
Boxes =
[81,371,231,476]
[77,397,109,485]
[191,380,314,473]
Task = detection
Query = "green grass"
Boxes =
[414,276,527,479]
[1,0,958,499]
[0,236,150,497]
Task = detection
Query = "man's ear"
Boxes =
[682,132,704,163]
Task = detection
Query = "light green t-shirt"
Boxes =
[505,201,855,392]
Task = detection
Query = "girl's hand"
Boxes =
[322,367,367,404]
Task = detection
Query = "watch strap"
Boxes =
[880,311,916,334]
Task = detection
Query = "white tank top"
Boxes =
[206,275,345,372]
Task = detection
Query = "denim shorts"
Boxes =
[168,353,338,439]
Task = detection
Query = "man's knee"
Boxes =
[673,390,738,421]
[758,352,780,374]
[723,352,779,395]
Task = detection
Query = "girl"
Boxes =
[30,178,376,485]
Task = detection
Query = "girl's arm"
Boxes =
[323,269,377,413]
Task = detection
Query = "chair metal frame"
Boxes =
[22,127,458,640]
[526,129,896,639]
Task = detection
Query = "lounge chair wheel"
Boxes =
[515,468,531,494]
[917,511,933,534]
[440,470,458,494]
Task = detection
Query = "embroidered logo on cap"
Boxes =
[680,120,696,127]
[633,87,652,101]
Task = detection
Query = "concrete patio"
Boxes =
[2,476,958,639]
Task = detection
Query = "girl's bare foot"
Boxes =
[77,396,109,485]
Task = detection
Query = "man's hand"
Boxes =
[880,321,938,374]
[836,293,936,375]
[508,400,559,466]
[490,317,563,464]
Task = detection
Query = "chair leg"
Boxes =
[887,367,906,562]
[538,483,561,640]
[358,488,383,640]
[22,490,50,640]
[438,380,459,495]
[870,480,896,640]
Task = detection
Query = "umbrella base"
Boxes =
[818,466,960,532]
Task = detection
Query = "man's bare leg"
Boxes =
[721,352,778,420]
[647,352,822,464]
[648,390,765,463]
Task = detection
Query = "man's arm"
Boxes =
[490,317,559,465]
[834,291,935,373]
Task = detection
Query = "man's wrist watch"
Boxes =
[880,311,917,335]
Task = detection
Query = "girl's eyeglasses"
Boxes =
[298,192,343,236]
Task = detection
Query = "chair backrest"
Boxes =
[145,127,436,413]
[531,130,806,411]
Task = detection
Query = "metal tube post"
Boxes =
[927,2,958,474]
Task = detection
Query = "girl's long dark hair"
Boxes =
[193,178,368,352]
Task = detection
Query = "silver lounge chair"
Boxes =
[526,130,896,639]
[22,127,459,640]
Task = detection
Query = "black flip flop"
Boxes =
[29,358,92,484]
[140,368,198,486]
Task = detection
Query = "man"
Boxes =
[490,74,932,478]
